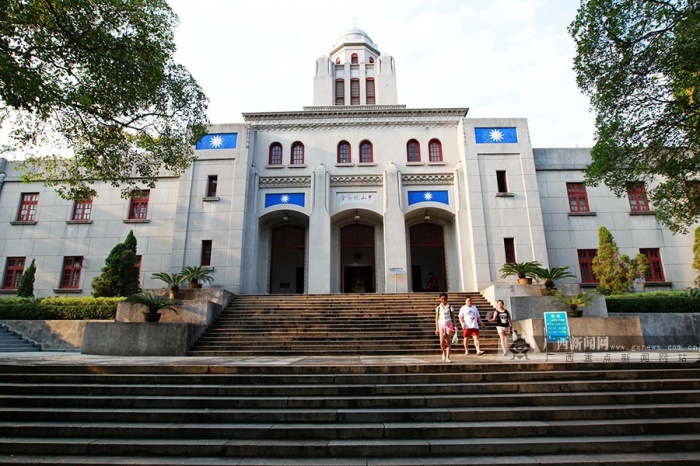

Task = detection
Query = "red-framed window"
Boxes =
[60,256,82,289]
[428,139,443,162]
[360,140,373,163]
[497,171,508,193]
[351,53,358,64]
[201,240,212,266]
[504,238,516,264]
[17,193,39,221]
[578,249,599,283]
[291,142,304,165]
[128,190,150,220]
[567,182,590,213]
[335,79,345,105]
[627,182,650,212]
[269,143,283,165]
[407,139,421,163]
[640,248,665,282]
[72,198,93,221]
[338,141,351,163]
[366,78,375,105]
[350,78,360,105]
[207,175,218,197]
[2,257,25,289]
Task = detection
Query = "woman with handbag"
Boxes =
[435,292,455,362]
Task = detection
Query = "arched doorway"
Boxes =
[409,223,446,292]
[270,225,305,294]
[341,224,375,293]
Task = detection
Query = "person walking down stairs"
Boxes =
[489,299,513,356]
[434,292,455,363]
[458,297,485,355]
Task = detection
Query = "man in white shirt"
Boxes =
[458,297,485,355]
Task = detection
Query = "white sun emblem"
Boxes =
[209,135,224,148]
[489,129,504,142]
[280,194,290,203]
[423,192,433,201]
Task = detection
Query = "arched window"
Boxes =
[351,53,358,64]
[291,142,304,165]
[335,79,344,105]
[360,140,373,163]
[338,141,351,163]
[369,57,375,64]
[366,78,375,105]
[335,57,341,64]
[428,139,443,162]
[407,139,421,162]
[269,143,283,165]
[350,78,360,105]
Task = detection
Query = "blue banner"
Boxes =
[265,193,305,208]
[196,133,238,150]
[475,127,518,144]
[544,311,570,343]
[408,190,449,206]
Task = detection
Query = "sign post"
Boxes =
[388,267,404,293]
[544,311,570,351]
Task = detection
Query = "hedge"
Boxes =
[0,297,122,320]
[606,290,700,313]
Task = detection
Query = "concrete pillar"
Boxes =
[383,163,408,292]
[308,165,331,293]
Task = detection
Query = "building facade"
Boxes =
[0,28,696,298]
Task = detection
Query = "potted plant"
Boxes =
[151,272,186,299]
[532,266,575,295]
[125,292,181,322]
[181,265,214,289]
[499,261,541,285]
[552,290,597,318]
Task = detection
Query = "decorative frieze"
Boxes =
[259,176,311,189]
[330,175,383,187]
[401,173,454,186]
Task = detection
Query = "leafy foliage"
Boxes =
[0,0,209,200]
[606,290,700,313]
[16,258,36,297]
[694,228,700,286]
[91,231,141,297]
[499,261,541,280]
[569,0,700,233]
[591,226,648,295]
[552,290,598,309]
[151,272,186,291]
[0,296,120,319]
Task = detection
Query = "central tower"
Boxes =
[313,28,398,106]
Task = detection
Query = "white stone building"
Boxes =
[0,28,696,298]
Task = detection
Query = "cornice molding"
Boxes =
[259,176,312,189]
[401,173,454,186]
[330,175,384,187]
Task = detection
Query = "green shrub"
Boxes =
[606,291,700,313]
[0,296,121,320]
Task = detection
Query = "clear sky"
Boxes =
[168,0,596,148]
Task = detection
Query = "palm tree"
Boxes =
[552,290,597,317]
[499,261,541,283]
[151,272,186,297]
[532,266,575,291]
[125,292,180,322]
[181,265,214,287]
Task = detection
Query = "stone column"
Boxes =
[383,163,408,292]
[308,164,331,293]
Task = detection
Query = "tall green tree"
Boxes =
[591,226,648,294]
[0,0,209,200]
[569,0,700,233]
[16,258,36,297]
[92,230,141,297]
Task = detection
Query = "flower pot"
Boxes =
[143,312,162,323]
[517,278,533,285]
[188,282,202,289]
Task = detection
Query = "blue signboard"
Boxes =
[474,127,518,144]
[544,311,570,343]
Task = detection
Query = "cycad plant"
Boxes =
[125,292,180,322]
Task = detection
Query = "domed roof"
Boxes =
[333,27,377,50]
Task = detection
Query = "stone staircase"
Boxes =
[0,323,41,352]
[0,361,698,464]
[188,292,496,356]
